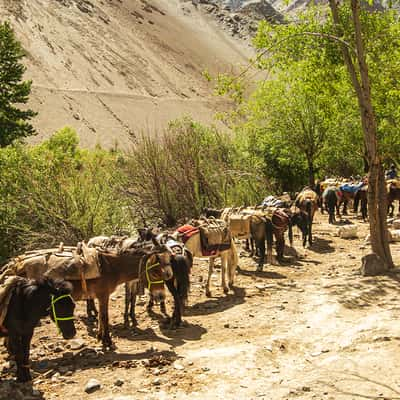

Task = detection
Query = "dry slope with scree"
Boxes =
[0,0,251,148]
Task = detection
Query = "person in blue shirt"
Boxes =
[386,164,397,180]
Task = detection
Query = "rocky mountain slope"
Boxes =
[0,0,253,148]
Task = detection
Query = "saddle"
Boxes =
[192,219,231,255]
[0,276,24,330]
[3,243,100,282]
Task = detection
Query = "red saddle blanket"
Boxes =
[177,225,199,244]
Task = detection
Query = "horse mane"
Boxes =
[13,277,72,300]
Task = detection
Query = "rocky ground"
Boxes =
[187,0,284,42]
[1,211,400,400]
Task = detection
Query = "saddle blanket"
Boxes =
[340,182,365,193]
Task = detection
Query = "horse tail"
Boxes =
[171,254,191,305]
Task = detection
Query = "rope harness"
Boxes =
[50,294,74,334]
[145,260,164,291]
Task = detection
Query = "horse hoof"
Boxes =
[205,290,212,298]
[256,266,263,272]
[223,287,229,294]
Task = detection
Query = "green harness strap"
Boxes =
[51,294,74,333]
[145,261,164,290]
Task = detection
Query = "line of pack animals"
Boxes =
[0,177,399,382]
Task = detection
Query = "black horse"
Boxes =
[2,277,76,382]
[124,251,192,329]
[322,187,340,224]
[249,209,309,270]
[124,229,192,328]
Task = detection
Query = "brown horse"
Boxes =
[249,209,308,270]
[2,244,173,347]
[88,232,191,329]
[295,188,319,246]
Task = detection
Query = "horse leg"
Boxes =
[276,232,285,262]
[228,249,236,290]
[308,216,313,247]
[124,283,137,328]
[244,239,251,253]
[288,222,293,247]
[147,294,154,313]
[256,237,265,271]
[205,258,214,297]
[11,333,32,382]
[221,254,229,294]
[342,199,348,216]
[19,333,33,382]
[86,299,97,319]
[165,278,182,328]
[265,220,273,267]
[97,294,112,348]
[160,299,167,315]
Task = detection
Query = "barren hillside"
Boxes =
[0,0,252,148]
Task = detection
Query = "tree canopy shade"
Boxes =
[0,21,36,147]
[212,2,399,272]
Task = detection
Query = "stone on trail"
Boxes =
[338,225,358,239]
[360,253,388,276]
[389,229,400,242]
[68,338,85,350]
[85,378,102,394]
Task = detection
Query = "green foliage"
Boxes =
[126,117,262,226]
[210,6,400,190]
[0,128,131,261]
[0,21,37,147]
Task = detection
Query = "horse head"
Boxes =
[42,278,76,340]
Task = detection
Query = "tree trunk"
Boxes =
[329,0,393,271]
[307,160,315,187]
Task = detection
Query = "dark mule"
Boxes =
[387,184,400,217]
[322,187,340,224]
[2,277,76,382]
[124,230,192,328]
[124,252,192,329]
[295,188,319,246]
[251,209,309,271]
[354,189,368,221]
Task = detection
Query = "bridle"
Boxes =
[145,257,170,290]
[50,294,74,333]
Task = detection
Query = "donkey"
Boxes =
[2,277,76,382]
[322,186,341,224]
[173,224,238,298]
[250,209,309,270]
[124,252,192,329]
[295,188,319,246]
[3,244,173,348]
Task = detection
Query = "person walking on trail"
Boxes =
[386,164,398,180]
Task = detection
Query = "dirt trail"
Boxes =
[1,212,400,400]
